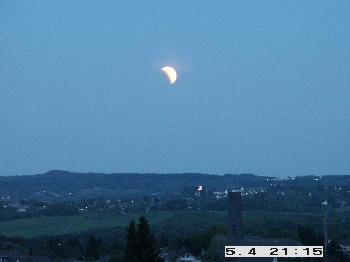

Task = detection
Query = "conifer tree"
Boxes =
[124,216,163,262]
[125,219,139,262]
[85,235,102,260]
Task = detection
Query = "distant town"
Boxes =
[0,171,349,261]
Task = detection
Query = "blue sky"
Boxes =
[1,1,349,177]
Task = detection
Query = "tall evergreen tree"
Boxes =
[85,235,102,261]
[124,216,163,262]
[109,239,125,262]
[137,216,162,262]
[125,219,139,262]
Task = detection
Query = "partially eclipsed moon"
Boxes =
[161,67,177,84]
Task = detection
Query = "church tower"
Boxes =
[227,191,243,243]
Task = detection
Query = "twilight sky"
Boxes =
[1,1,349,177]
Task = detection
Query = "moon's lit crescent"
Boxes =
[161,67,177,84]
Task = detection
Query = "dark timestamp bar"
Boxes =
[225,246,323,257]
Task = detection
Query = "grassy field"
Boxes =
[1,209,347,240]
[0,211,180,238]
[333,205,350,213]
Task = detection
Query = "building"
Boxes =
[0,251,49,262]
[339,239,350,258]
[227,191,243,244]
[176,253,200,262]
[0,250,20,262]
[224,191,302,262]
